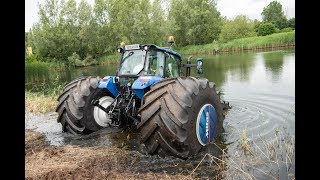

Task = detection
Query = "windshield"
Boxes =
[118,50,145,75]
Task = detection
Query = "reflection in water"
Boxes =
[262,51,285,82]
[189,53,256,87]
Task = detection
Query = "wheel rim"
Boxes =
[196,104,217,146]
[93,96,114,127]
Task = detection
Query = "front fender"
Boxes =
[98,76,118,97]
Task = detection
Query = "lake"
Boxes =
[25,49,295,179]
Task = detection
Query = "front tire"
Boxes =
[138,77,225,159]
[55,76,114,135]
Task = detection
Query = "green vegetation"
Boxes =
[25,75,63,113]
[26,0,295,66]
[261,1,287,29]
[169,0,222,46]
[25,61,65,83]
[25,91,58,113]
[67,52,99,67]
[178,31,295,55]
[99,54,120,65]
[257,22,276,36]
[219,15,256,43]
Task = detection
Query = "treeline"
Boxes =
[25,0,295,66]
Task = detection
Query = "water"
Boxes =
[25,49,295,179]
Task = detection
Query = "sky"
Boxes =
[25,0,295,32]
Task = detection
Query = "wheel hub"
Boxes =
[196,104,217,146]
[93,96,114,127]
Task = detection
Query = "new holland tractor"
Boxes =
[55,37,230,159]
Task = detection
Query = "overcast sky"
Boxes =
[25,0,295,32]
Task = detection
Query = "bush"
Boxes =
[83,54,99,66]
[219,15,257,43]
[68,52,84,67]
[25,54,44,63]
[257,22,276,36]
[280,27,294,32]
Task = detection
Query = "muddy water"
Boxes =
[25,49,295,179]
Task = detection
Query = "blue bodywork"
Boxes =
[153,45,182,59]
[98,76,119,97]
[132,76,163,99]
[98,75,163,99]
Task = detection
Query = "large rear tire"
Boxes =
[138,77,226,159]
[55,76,114,135]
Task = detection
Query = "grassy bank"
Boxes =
[25,91,58,113]
[25,82,62,113]
[25,31,294,68]
[25,61,66,83]
[178,31,295,55]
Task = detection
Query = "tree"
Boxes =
[168,0,222,46]
[287,18,295,29]
[257,22,276,36]
[253,19,261,33]
[261,1,287,29]
[149,0,167,45]
[32,0,65,60]
[219,15,256,42]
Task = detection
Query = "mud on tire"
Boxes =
[138,77,227,159]
[55,76,112,135]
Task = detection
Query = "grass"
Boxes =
[25,77,63,113]
[177,31,295,56]
[25,61,66,83]
[25,91,58,113]
[239,128,253,155]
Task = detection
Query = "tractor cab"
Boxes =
[116,44,182,78]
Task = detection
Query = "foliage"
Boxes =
[179,31,295,55]
[287,18,295,29]
[25,54,44,63]
[257,23,276,36]
[253,19,262,33]
[83,54,99,66]
[219,15,256,43]
[67,52,99,67]
[280,27,294,33]
[168,0,222,46]
[25,61,51,83]
[68,52,83,67]
[261,1,287,29]
[28,0,295,64]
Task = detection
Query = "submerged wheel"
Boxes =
[138,77,225,159]
[55,76,114,135]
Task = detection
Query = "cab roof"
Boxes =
[124,44,182,59]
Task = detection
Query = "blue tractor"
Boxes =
[56,37,230,159]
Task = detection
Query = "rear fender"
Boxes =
[132,76,163,99]
[98,76,118,97]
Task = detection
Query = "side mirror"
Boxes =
[196,58,203,74]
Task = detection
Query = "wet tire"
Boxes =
[138,77,226,159]
[55,76,112,135]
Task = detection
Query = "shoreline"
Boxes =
[181,43,295,56]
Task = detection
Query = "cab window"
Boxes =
[165,53,180,77]
[144,50,165,77]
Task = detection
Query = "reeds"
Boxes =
[178,31,295,56]
[189,128,295,179]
